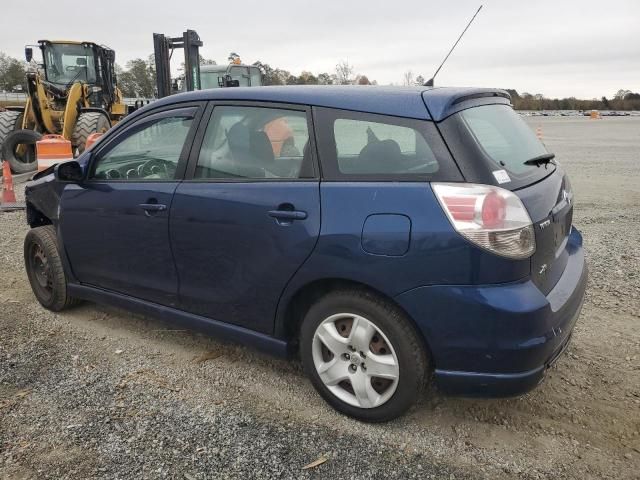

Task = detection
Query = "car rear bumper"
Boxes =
[395,228,587,397]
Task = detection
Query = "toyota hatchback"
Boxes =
[24,85,587,422]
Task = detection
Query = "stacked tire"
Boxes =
[0,110,40,174]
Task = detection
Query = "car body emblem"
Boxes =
[562,189,571,204]
[539,219,551,230]
[539,264,548,275]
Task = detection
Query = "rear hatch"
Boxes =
[436,101,573,294]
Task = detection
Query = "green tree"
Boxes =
[118,58,155,97]
[0,52,27,92]
[317,73,335,85]
[297,71,318,85]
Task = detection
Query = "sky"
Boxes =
[1,0,639,99]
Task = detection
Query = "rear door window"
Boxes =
[314,108,461,181]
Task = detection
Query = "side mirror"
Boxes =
[25,47,33,63]
[55,161,84,183]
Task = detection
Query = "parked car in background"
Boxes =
[23,85,587,422]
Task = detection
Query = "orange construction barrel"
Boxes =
[36,135,73,171]
[85,132,104,151]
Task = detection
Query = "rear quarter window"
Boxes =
[314,107,461,181]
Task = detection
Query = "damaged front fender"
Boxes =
[25,167,65,226]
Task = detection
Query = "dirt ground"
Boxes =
[1,116,639,479]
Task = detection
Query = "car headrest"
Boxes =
[227,122,250,150]
[250,131,274,164]
[298,141,315,178]
[357,139,402,173]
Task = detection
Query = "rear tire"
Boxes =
[72,112,110,154]
[300,289,429,422]
[24,225,79,311]
[2,128,41,174]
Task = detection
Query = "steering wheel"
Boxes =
[137,158,174,179]
[65,66,78,72]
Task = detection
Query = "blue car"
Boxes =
[24,85,587,422]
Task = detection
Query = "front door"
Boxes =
[170,103,321,333]
[60,105,202,306]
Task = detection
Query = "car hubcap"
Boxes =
[312,313,399,409]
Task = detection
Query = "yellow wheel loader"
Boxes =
[0,40,127,173]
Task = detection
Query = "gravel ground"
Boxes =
[1,116,639,479]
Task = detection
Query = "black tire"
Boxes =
[300,289,429,422]
[1,128,41,174]
[0,110,28,173]
[71,112,110,154]
[24,225,79,311]
[0,110,23,145]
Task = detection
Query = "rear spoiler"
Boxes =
[422,88,512,121]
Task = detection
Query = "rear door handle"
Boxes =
[268,210,307,220]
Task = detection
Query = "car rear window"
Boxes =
[459,105,549,176]
[314,107,462,181]
[438,104,556,190]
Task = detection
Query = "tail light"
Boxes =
[432,183,535,259]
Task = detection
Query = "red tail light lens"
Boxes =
[481,191,507,228]
[433,183,535,259]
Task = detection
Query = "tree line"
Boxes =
[2,50,639,110]
[505,89,640,112]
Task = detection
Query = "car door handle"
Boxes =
[139,203,167,215]
[268,210,307,220]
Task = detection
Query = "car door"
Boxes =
[170,102,321,333]
[59,104,203,306]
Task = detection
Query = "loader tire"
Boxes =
[1,129,41,174]
[72,112,110,154]
[0,110,25,171]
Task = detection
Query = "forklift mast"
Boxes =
[153,30,202,98]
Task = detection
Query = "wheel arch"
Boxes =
[26,201,53,228]
[275,277,434,361]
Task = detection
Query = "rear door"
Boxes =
[170,102,320,333]
[60,104,203,306]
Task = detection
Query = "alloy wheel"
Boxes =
[312,313,400,409]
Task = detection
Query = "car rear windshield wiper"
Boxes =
[523,153,556,167]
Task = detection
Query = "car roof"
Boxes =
[148,85,511,121]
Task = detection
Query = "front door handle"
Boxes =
[139,203,167,216]
[268,209,308,220]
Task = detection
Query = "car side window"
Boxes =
[333,118,438,175]
[92,115,193,181]
[195,106,313,180]
[314,107,461,181]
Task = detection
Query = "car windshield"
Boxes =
[43,43,96,85]
[459,104,549,176]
